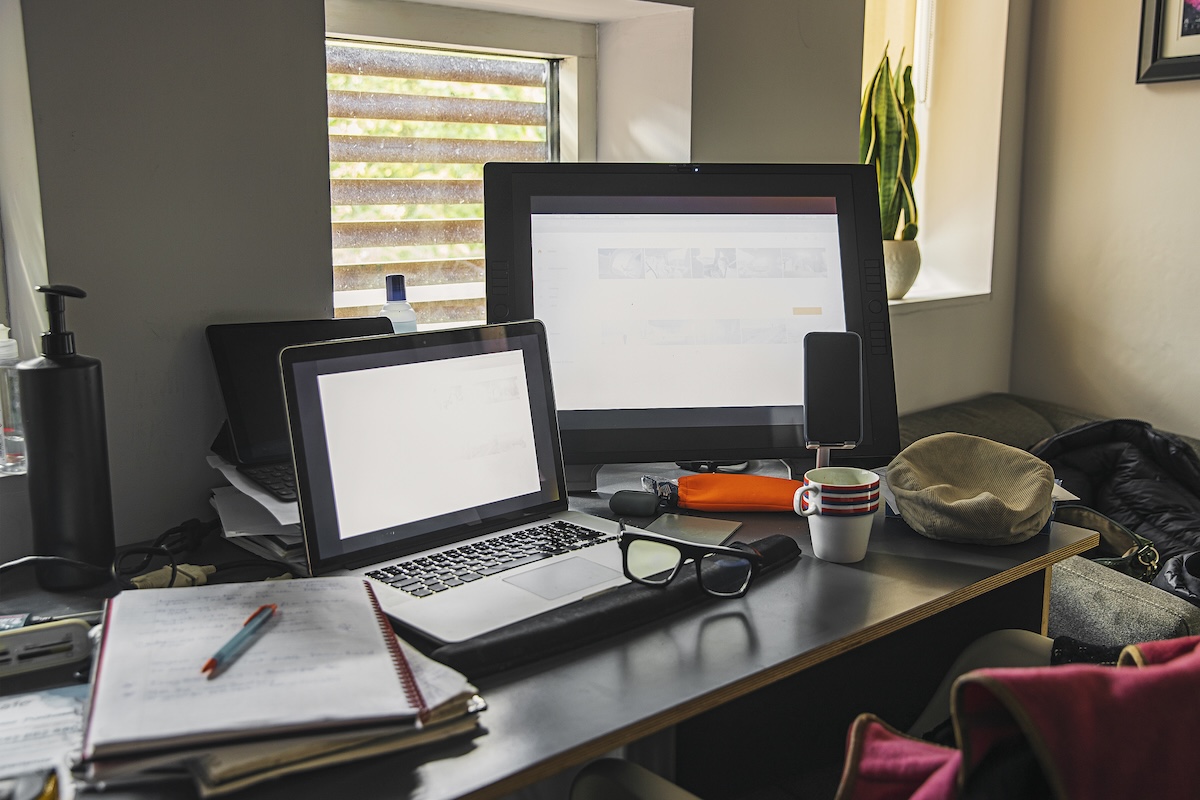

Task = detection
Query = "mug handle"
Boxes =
[793,485,820,516]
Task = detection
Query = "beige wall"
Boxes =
[1013,0,1200,438]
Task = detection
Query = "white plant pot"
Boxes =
[882,240,921,300]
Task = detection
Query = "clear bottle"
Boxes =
[380,274,418,333]
[0,323,24,474]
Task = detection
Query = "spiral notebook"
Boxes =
[82,577,429,763]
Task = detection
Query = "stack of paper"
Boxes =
[207,456,308,575]
[209,485,308,576]
[75,577,484,796]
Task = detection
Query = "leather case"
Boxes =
[432,534,801,678]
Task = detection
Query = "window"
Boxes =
[862,0,1024,306]
[326,40,556,327]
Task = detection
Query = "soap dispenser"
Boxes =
[18,284,115,590]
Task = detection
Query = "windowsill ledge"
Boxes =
[887,288,990,315]
[885,260,992,315]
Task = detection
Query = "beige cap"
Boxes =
[886,432,1054,545]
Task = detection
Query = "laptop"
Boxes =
[206,318,393,501]
[279,320,630,644]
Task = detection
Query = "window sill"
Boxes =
[885,257,992,315]
[887,288,990,315]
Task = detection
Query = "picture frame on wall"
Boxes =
[1139,0,1200,82]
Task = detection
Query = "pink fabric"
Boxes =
[836,716,959,800]
[1123,634,1200,665]
[836,636,1200,799]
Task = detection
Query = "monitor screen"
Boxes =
[484,162,899,477]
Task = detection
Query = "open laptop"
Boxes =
[279,320,630,644]
[206,318,393,501]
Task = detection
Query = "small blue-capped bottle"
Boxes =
[380,274,418,333]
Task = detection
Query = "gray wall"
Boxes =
[8,0,332,553]
[1,0,866,558]
[681,0,863,163]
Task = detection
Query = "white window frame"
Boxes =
[323,0,692,322]
[325,0,600,163]
[862,0,1031,312]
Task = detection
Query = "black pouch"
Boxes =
[432,534,801,678]
[1055,504,1160,582]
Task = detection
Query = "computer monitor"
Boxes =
[484,162,900,486]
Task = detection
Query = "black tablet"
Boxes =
[206,317,393,465]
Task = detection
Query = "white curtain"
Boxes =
[0,0,49,359]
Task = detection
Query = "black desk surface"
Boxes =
[0,461,1099,800]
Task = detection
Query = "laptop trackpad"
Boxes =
[503,557,621,601]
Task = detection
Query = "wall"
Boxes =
[677,0,864,163]
[1012,0,1200,439]
[888,0,1031,415]
[8,0,332,554]
[597,8,693,162]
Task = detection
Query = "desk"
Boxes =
[2,462,1097,800]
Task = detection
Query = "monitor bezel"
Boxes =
[483,162,900,471]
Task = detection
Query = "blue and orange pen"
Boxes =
[201,604,278,679]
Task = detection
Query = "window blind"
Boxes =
[327,41,553,326]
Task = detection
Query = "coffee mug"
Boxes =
[793,467,881,563]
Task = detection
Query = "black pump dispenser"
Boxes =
[18,285,115,590]
[39,283,82,356]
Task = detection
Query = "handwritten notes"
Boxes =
[0,685,87,779]
[83,578,418,759]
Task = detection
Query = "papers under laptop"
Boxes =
[280,320,628,644]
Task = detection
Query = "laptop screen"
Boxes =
[281,321,568,574]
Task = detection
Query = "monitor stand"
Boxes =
[675,460,749,474]
[565,463,604,494]
[564,460,752,494]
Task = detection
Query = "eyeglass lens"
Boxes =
[698,552,754,597]
[626,539,683,584]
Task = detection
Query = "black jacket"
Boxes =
[1031,419,1200,562]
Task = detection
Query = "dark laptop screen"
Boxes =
[206,318,392,464]
[280,321,567,574]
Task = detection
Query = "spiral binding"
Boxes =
[362,580,430,724]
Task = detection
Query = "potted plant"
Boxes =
[860,47,920,300]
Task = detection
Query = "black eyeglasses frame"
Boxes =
[617,522,764,598]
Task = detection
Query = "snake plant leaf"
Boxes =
[859,70,880,165]
[859,47,919,240]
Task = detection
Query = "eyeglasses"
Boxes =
[618,522,764,598]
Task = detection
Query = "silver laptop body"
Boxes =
[280,321,627,644]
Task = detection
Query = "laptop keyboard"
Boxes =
[366,520,617,598]
[237,462,298,502]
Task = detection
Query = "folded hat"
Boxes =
[886,432,1054,545]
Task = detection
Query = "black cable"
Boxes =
[0,555,111,577]
[109,518,309,587]
[111,518,220,589]
[111,545,180,590]
[5,516,304,591]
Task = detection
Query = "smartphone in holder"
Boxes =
[803,332,864,462]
